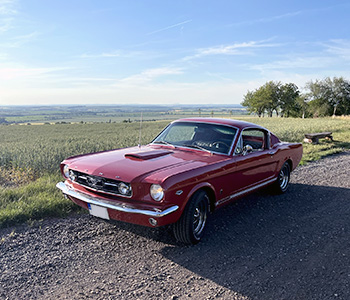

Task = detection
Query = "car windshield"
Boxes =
[152,121,237,154]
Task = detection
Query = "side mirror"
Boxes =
[242,145,253,156]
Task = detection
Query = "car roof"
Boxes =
[173,118,267,131]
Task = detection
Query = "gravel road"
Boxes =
[1,152,350,300]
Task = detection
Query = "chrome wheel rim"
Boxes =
[279,165,290,191]
[193,201,207,239]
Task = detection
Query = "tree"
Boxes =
[242,81,300,117]
[280,83,300,117]
[305,77,350,117]
[328,77,350,116]
[261,81,281,117]
[0,117,8,124]
[305,79,330,117]
[242,77,350,118]
[242,90,265,117]
[295,95,309,119]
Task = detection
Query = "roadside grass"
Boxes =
[0,174,82,228]
[0,117,350,228]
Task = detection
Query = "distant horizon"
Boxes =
[0,104,246,124]
[0,103,244,108]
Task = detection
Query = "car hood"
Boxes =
[64,145,229,183]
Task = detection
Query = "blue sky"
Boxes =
[0,0,349,105]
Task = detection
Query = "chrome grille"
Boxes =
[69,170,132,197]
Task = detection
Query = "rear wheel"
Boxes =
[273,162,290,194]
[173,190,209,245]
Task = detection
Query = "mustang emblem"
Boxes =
[87,176,103,189]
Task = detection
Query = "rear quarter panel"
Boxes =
[273,142,303,172]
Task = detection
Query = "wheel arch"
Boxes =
[201,186,216,213]
[285,158,293,171]
[185,183,217,213]
[278,157,293,174]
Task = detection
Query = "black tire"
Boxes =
[173,190,209,245]
[273,162,291,194]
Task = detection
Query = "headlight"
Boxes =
[150,184,164,201]
[69,170,77,181]
[118,182,132,196]
[63,164,70,178]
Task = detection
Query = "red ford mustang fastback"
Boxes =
[57,118,302,244]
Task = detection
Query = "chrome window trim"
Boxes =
[234,127,271,156]
[150,120,239,156]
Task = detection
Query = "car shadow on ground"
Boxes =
[158,183,350,300]
[105,215,178,245]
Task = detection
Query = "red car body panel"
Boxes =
[57,118,303,228]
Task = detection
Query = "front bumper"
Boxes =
[56,181,179,226]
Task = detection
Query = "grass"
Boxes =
[1,116,350,228]
[0,174,81,228]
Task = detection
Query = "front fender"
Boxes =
[180,182,217,213]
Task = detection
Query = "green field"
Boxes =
[1,116,350,228]
[0,105,245,124]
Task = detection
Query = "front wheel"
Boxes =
[173,190,209,245]
[273,162,290,194]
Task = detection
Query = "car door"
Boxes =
[230,128,278,192]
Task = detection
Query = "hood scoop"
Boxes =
[125,150,173,160]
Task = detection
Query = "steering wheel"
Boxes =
[212,141,230,150]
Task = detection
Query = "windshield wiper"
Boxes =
[182,144,213,154]
[152,140,176,148]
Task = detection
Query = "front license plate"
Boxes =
[88,203,110,220]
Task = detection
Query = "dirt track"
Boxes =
[1,152,350,300]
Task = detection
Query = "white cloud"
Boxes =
[12,31,39,42]
[0,0,17,33]
[0,31,40,48]
[117,67,184,86]
[0,72,339,106]
[325,39,350,61]
[250,56,335,72]
[79,50,144,59]
[183,39,280,61]
[0,18,12,32]
[0,80,253,105]
[146,19,192,36]
[80,51,121,58]
[0,66,70,80]
[229,11,302,27]
[228,5,346,28]
[0,0,17,15]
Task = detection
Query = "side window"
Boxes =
[235,135,243,155]
[241,129,266,151]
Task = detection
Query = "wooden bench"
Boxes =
[304,132,333,144]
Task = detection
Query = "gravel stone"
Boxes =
[1,152,350,299]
